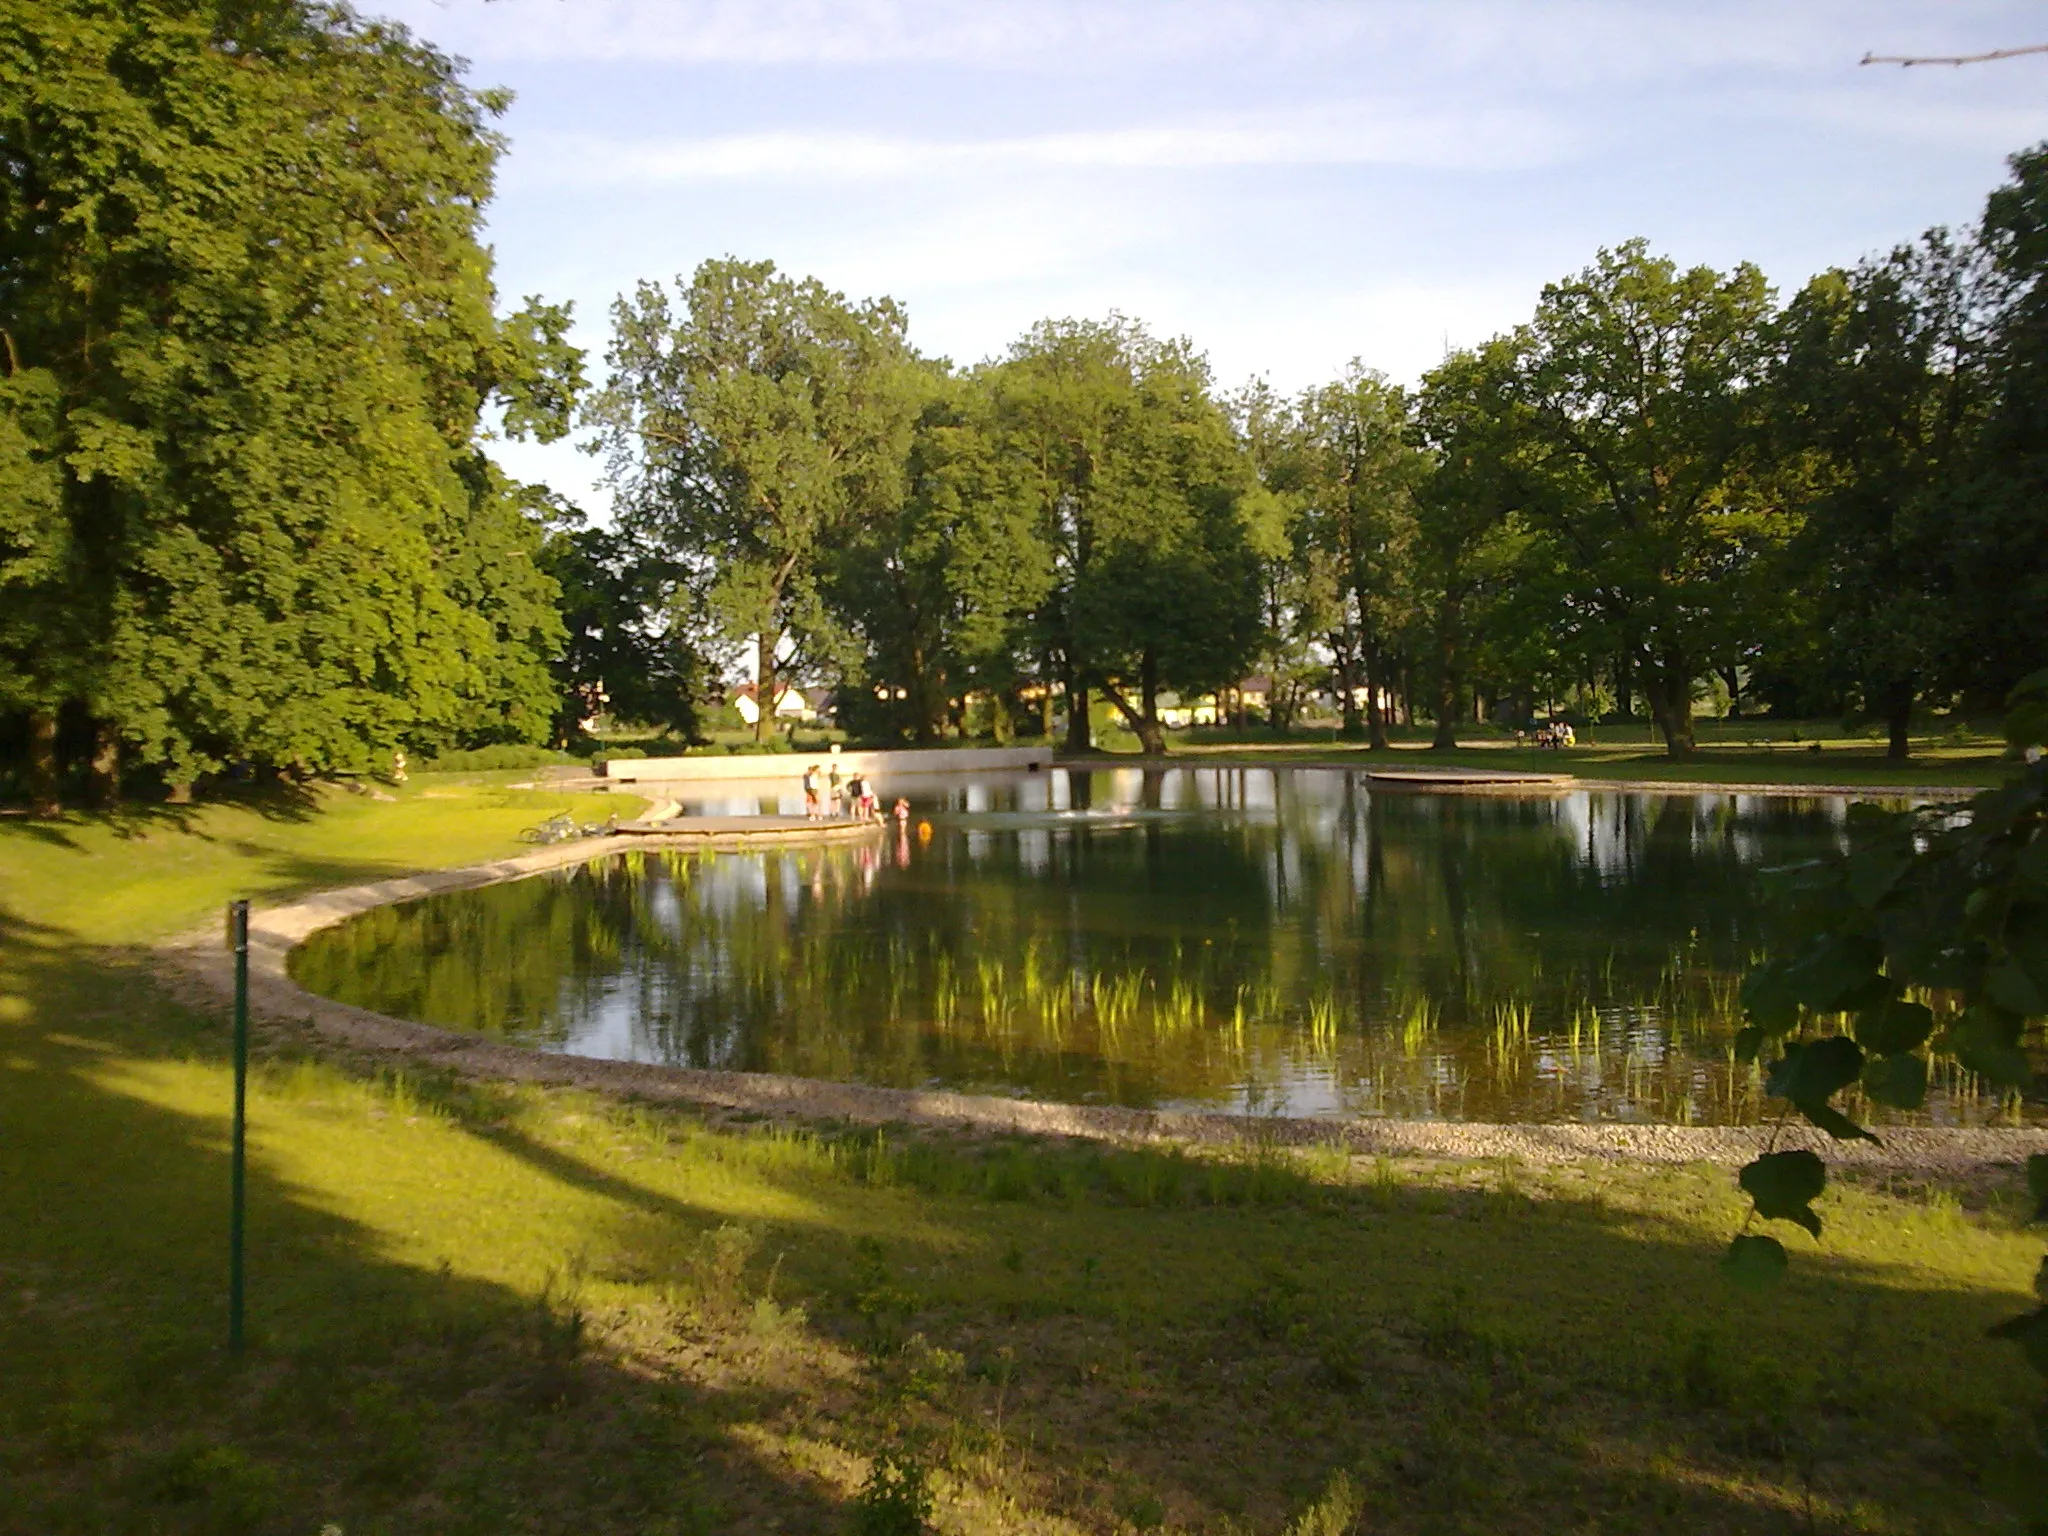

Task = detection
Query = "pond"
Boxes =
[289,766,2004,1126]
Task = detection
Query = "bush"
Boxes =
[418,744,575,773]
[851,1446,931,1536]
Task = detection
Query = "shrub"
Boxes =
[419,744,575,773]
[850,1447,931,1536]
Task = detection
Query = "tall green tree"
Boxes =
[1962,144,2048,703]
[0,0,577,799]
[825,367,1051,744]
[589,260,920,742]
[1494,241,1786,755]
[1772,232,1990,758]
[534,493,703,746]
[991,317,1263,755]
[1288,367,1427,746]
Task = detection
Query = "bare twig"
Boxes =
[1860,43,2048,68]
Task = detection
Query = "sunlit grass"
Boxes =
[2,783,2042,1532]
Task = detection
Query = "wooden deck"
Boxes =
[1362,768,1573,793]
[613,814,885,840]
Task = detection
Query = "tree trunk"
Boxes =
[754,631,776,744]
[26,709,59,816]
[1720,665,1744,720]
[1431,669,1460,751]
[1614,654,1633,721]
[1648,658,1696,757]
[1363,645,1389,751]
[1064,673,1092,755]
[1100,674,1166,756]
[88,720,120,806]
[1139,649,1164,756]
[1884,680,1913,762]
[1334,651,1364,738]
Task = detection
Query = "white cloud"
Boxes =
[506,100,1578,191]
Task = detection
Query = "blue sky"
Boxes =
[371,0,2048,512]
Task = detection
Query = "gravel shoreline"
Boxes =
[151,829,2046,1175]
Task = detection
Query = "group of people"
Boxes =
[801,749,909,826]
[1531,721,1577,749]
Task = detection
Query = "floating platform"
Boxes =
[613,814,884,840]
[1362,768,1573,794]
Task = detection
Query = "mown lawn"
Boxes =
[1,781,2041,1534]
[1105,722,2013,791]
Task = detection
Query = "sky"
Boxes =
[368,0,2048,513]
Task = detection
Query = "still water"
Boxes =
[290,767,2000,1125]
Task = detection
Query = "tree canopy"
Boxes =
[1,0,579,800]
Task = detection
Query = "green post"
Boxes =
[228,898,250,1355]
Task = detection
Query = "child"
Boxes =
[801,763,822,820]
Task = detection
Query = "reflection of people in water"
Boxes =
[916,819,933,844]
[894,821,911,867]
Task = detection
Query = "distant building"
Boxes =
[730,682,814,725]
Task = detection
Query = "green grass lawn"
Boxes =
[1106,720,2015,791]
[2,780,2042,1533]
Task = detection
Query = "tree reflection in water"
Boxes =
[291,769,2014,1125]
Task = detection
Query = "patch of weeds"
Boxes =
[746,1256,808,1339]
[151,1441,279,1533]
[893,1333,965,1404]
[1308,1340,1364,1395]
[850,1444,932,1536]
[1364,1157,1402,1212]
[1241,1264,1310,1342]
[38,1396,111,1461]
[521,1272,588,1408]
[1283,1469,1361,1535]
[686,1222,761,1328]
[347,1379,430,1488]
[1000,1237,1024,1273]
[1117,1489,1167,1530]
[1416,1285,1488,1363]
[849,1237,918,1358]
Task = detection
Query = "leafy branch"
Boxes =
[1729,668,2048,1502]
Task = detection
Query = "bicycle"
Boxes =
[518,812,578,845]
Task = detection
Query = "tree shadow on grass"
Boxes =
[0,913,851,1536]
[6,902,2041,1533]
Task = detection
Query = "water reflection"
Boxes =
[290,768,2008,1125]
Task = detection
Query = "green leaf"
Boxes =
[1782,933,1892,1013]
[2016,837,2048,893]
[2027,1154,2048,1223]
[1721,1234,1788,1288]
[1989,1306,2048,1378]
[1794,1098,1879,1142]
[1739,965,1801,1033]
[1855,1053,1923,1113]
[1951,1007,2033,1087]
[1988,960,2048,1018]
[1860,1053,1927,1110]
[1739,1149,1826,1237]
[1843,843,1912,909]
[1854,998,1934,1055]
[1765,1036,1864,1103]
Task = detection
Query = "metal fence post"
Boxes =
[228,898,250,1355]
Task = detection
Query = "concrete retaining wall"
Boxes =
[599,744,1054,785]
